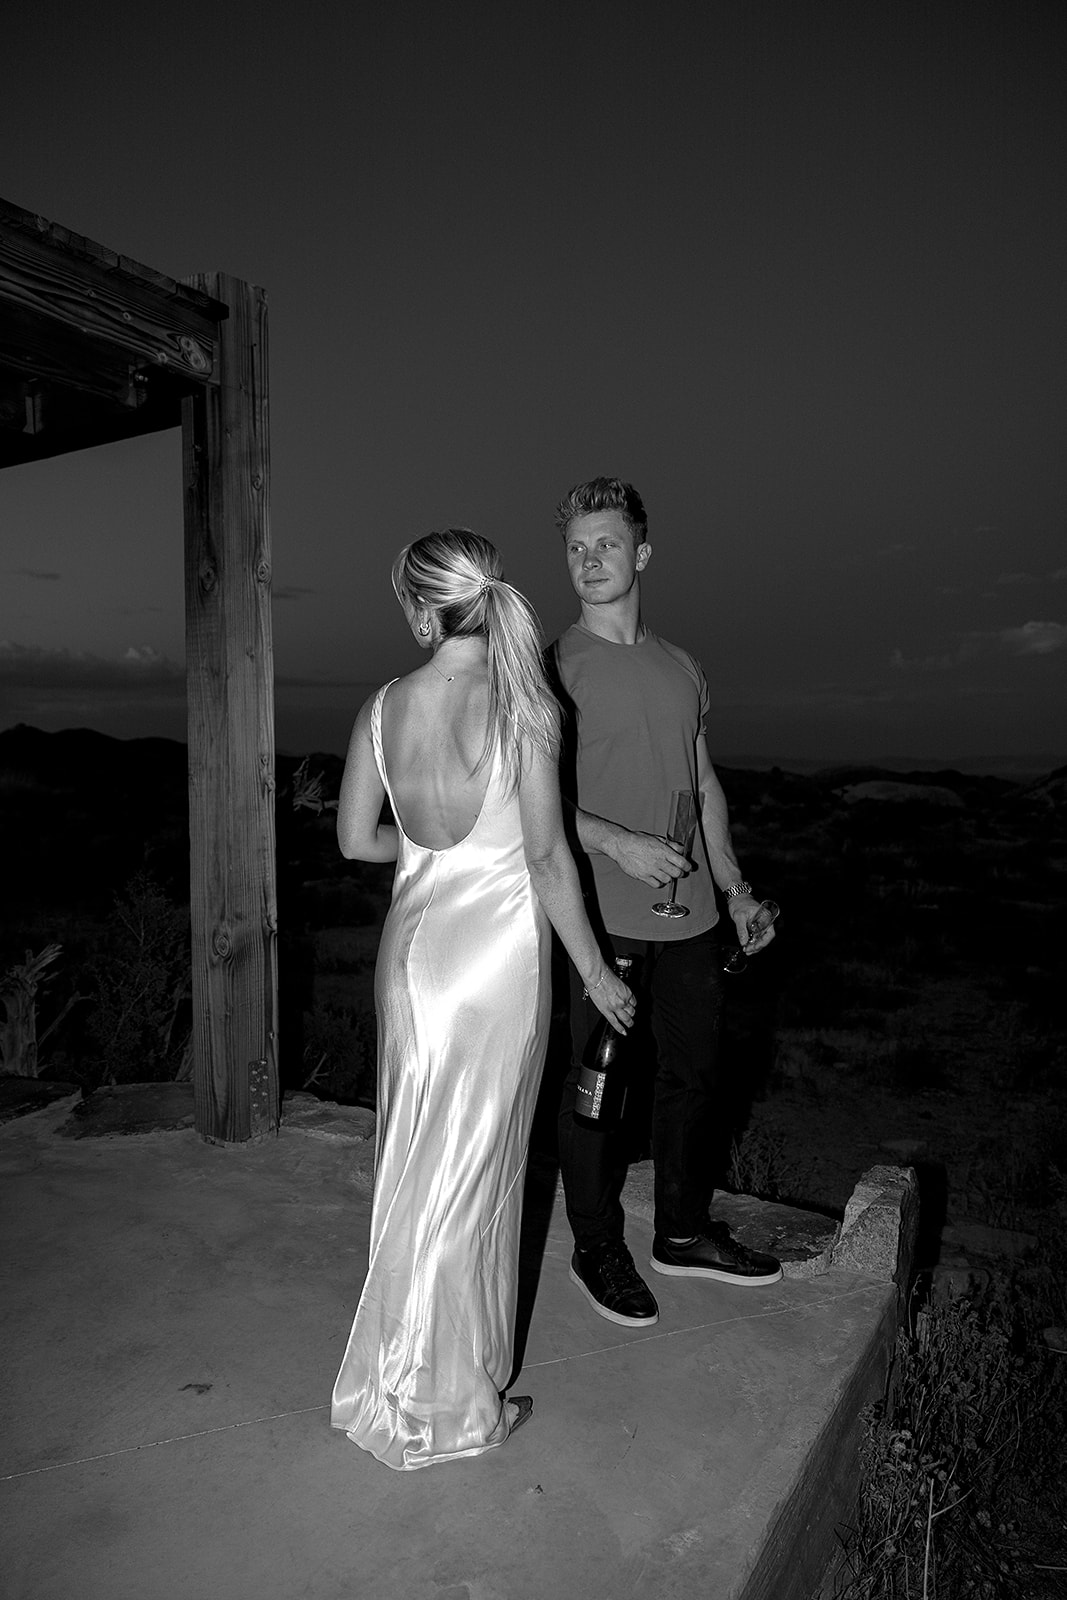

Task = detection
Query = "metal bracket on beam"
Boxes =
[22,383,43,435]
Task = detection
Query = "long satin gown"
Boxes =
[331,682,552,1469]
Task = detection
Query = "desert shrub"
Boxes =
[0,944,85,1077]
[960,1105,1067,1233]
[85,872,190,1085]
[288,757,338,817]
[301,1002,376,1106]
[877,1036,949,1096]
[835,1285,1067,1599]
[727,1125,792,1201]
[299,878,379,929]
[314,930,376,976]
[772,1023,950,1100]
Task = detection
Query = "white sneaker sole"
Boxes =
[650,1256,783,1286]
[568,1264,660,1326]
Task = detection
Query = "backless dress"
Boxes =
[330,682,551,1468]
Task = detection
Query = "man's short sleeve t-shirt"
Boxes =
[550,624,719,941]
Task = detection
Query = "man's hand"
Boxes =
[728,894,776,954]
[607,828,692,887]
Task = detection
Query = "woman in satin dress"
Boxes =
[330,530,633,1470]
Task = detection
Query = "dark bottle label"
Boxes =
[576,1048,615,1121]
[575,1068,606,1119]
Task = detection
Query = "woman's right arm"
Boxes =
[517,734,633,1033]
[337,695,400,863]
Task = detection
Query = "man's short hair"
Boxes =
[554,477,648,545]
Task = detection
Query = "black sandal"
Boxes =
[506,1395,533,1436]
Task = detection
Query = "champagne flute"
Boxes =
[723,899,780,973]
[652,790,699,919]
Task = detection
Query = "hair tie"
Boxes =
[478,574,494,596]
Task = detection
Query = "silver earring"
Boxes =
[418,620,431,637]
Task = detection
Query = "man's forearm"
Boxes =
[699,772,752,897]
[566,799,689,887]
[569,801,621,861]
[700,773,774,952]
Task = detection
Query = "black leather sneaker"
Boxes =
[569,1241,660,1326]
[650,1223,783,1285]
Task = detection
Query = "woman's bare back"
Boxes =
[380,666,493,850]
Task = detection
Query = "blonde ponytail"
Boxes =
[392,530,558,789]
[482,579,558,789]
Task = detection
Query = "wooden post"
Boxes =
[182,274,278,1142]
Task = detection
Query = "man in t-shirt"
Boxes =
[548,476,781,1327]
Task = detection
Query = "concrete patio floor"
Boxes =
[0,1096,896,1600]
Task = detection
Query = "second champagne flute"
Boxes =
[723,899,780,973]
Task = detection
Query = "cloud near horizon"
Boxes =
[0,644,380,698]
[890,641,982,672]
[891,620,1067,671]
[1000,621,1067,656]
[0,640,184,689]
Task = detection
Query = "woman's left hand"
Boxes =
[587,969,637,1033]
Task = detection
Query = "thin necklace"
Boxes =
[429,658,455,683]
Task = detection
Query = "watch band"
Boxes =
[725,881,753,899]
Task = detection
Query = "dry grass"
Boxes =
[834,1272,1067,1599]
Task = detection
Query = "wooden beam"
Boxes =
[183,273,278,1143]
[0,378,181,465]
[0,306,157,407]
[0,216,223,389]
[0,311,190,466]
[0,198,223,310]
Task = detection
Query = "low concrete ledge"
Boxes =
[733,1165,914,1600]
[612,1159,916,1598]
[58,1081,195,1137]
[0,1075,81,1126]
[280,1091,375,1143]
[737,1279,898,1600]
[42,1086,375,1144]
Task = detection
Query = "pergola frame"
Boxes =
[0,198,278,1142]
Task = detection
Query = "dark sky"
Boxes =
[2,1,1064,765]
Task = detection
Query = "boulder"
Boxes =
[831,1164,919,1287]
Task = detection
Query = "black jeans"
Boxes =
[557,926,727,1251]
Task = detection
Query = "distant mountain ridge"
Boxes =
[2,724,1061,786]
[718,752,1063,780]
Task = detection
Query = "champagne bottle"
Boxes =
[574,956,633,1128]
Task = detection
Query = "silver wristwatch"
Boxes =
[724,881,753,899]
